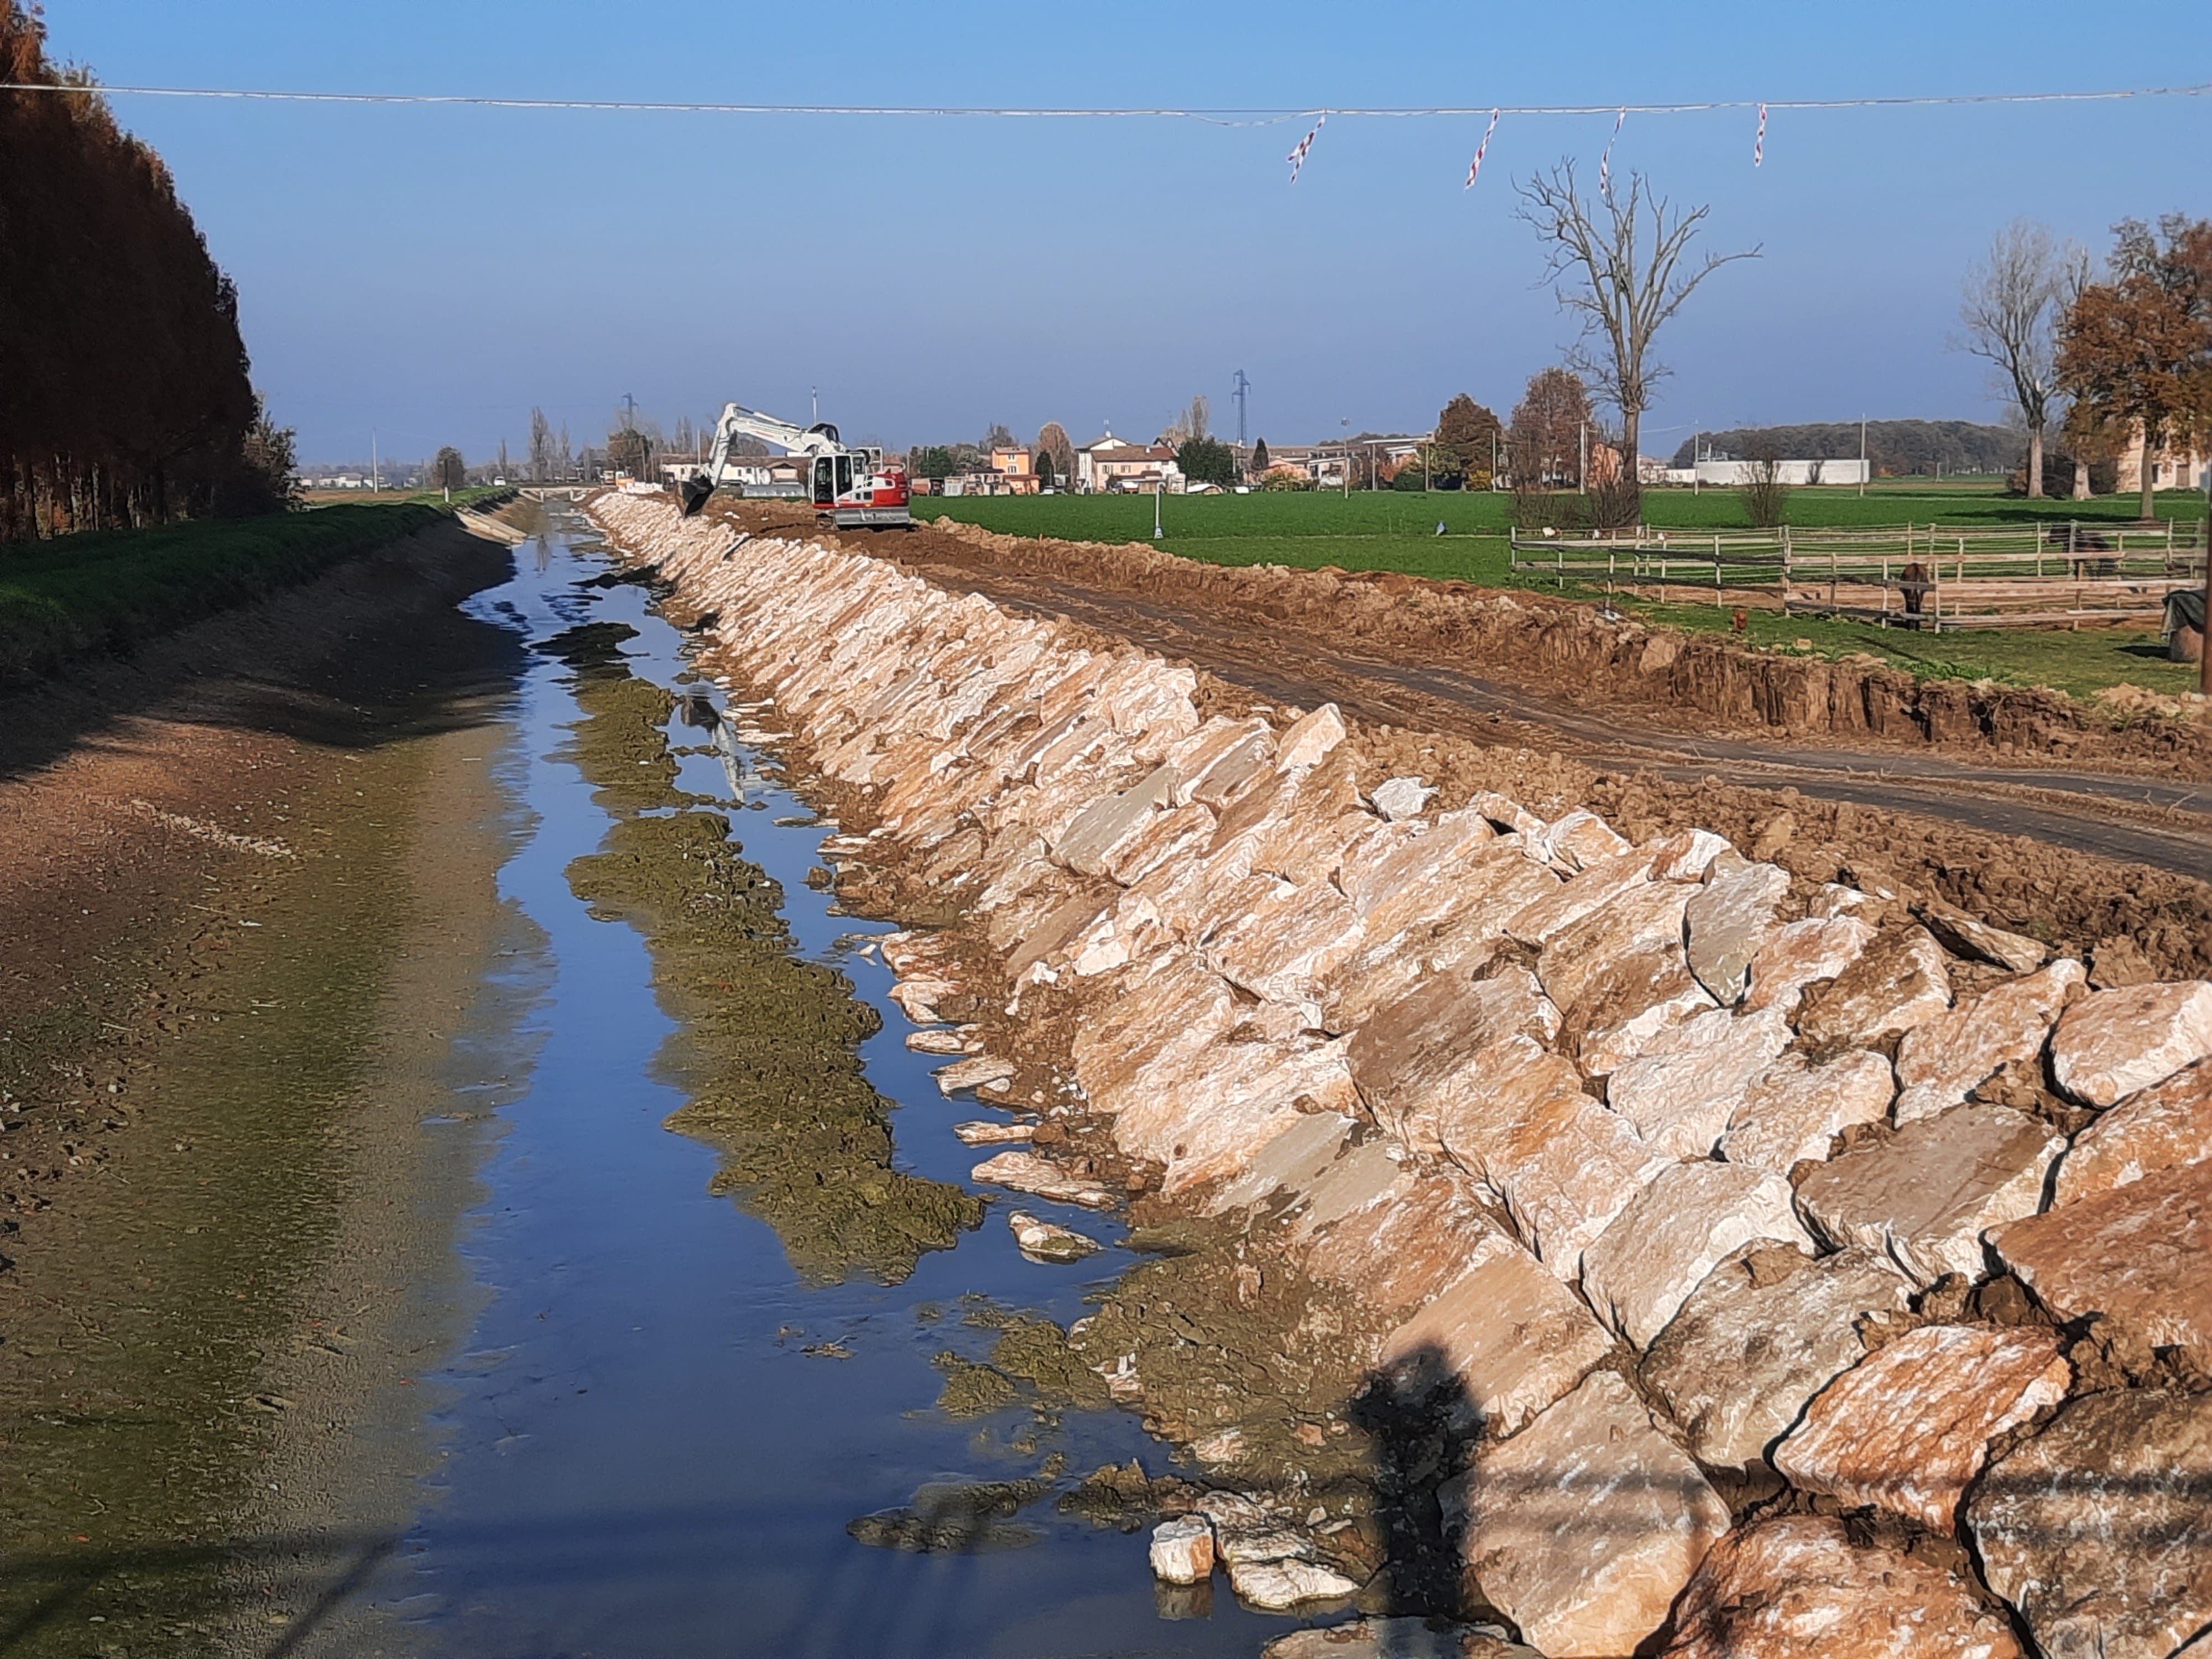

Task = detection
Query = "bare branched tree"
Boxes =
[1737,439,1791,529]
[1185,394,1211,444]
[1959,220,2084,499]
[528,408,553,483]
[1517,161,1758,519]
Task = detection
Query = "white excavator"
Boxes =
[676,401,912,530]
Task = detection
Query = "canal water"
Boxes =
[365,520,1292,1656]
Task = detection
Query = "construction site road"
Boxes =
[898,557,2212,886]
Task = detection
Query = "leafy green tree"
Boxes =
[911,446,957,481]
[431,446,468,491]
[1176,435,1238,488]
[1251,437,1270,472]
[1035,448,1055,488]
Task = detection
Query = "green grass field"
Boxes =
[915,487,2208,703]
[0,502,449,682]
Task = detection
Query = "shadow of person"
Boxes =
[1349,1343,1481,1619]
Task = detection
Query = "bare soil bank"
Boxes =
[711,500,2208,987]
[0,518,530,1654]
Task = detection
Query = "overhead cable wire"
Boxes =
[1,80,2209,122]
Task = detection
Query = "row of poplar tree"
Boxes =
[0,2,294,543]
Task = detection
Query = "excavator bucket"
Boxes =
[678,475,713,518]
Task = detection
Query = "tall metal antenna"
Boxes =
[1232,370,1251,447]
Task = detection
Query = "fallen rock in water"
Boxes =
[1772,1323,2068,1532]
[1227,1557,1362,1610]
[1007,1209,1102,1262]
[1462,1370,1730,1659]
[1718,1049,1896,1176]
[1892,959,2085,1124]
[971,1151,1118,1209]
[2051,1056,2212,1204]
[1209,1516,1361,1609]
[905,1028,971,1055]
[1376,1227,1615,1438]
[1581,1160,1812,1348]
[1148,1515,1215,1585]
[1987,1159,2212,1364]
[952,1119,1034,1146]
[1605,1004,1794,1158]
[1264,1619,1540,1659]
[935,1053,1018,1096]
[1966,1387,2212,1659]
[1684,857,1790,1006]
[888,975,960,1024]
[1796,925,1952,1052]
[1913,897,2050,974]
[1793,1104,2065,1286]
[2049,980,2212,1107]
[1660,1514,2025,1659]
[1641,1244,1914,1475]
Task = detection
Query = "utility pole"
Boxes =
[1859,415,1867,499]
[1340,418,1349,498]
[371,429,378,495]
[1153,474,1163,540]
[1232,369,1251,447]
[1579,421,1588,492]
[2201,470,2210,696]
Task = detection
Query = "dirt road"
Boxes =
[927,566,2212,883]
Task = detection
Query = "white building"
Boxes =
[1692,458,1872,487]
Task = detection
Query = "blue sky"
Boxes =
[40,1,2212,464]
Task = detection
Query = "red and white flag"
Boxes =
[1754,103,1767,167]
[1464,109,1500,189]
[1599,107,1625,195]
[1287,114,1326,184]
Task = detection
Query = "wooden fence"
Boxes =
[1507,521,2209,632]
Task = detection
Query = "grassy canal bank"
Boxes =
[0,498,525,682]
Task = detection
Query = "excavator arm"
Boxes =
[682,403,848,515]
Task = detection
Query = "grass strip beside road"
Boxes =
[0,503,447,682]
[916,489,2208,705]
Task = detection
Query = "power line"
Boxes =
[2,79,2209,123]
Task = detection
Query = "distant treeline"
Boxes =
[0,3,267,542]
[1671,421,2025,476]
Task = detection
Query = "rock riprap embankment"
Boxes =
[591,494,2212,1658]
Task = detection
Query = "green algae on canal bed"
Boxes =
[548,637,983,1285]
